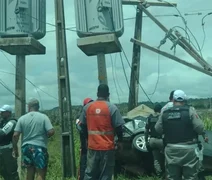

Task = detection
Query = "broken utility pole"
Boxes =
[138,4,212,71]
[130,39,212,77]
[128,5,143,111]
[125,1,177,111]
[54,0,76,178]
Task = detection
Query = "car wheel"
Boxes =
[132,134,148,152]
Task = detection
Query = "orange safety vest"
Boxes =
[86,101,115,150]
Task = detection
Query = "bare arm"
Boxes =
[44,115,55,138]
[12,131,21,150]
[47,129,55,138]
[190,107,205,135]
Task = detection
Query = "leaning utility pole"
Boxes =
[122,0,177,110]
[128,5,143,111]
[54,0,76,178]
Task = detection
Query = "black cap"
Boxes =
[154,103,162,113]
[97,84,109,98]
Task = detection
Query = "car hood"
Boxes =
[123,117,146,136]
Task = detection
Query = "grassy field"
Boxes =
[0,109,211,180]
[44,110,212,180]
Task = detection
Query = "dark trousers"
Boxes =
[78,133,88,180]
[0,147,19,180]
[84,149,115,180]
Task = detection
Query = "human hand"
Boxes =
[204,136,209,143]
[12,149,19,158]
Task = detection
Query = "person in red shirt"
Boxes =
[79,84,125,180]
[76,98,93,180]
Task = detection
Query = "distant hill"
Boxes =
[43,98,212,124]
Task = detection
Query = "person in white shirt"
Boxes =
[161,90,175,113]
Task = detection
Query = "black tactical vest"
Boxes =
[162,106,197,144]
[0,118,17,146]
[148,114,161,138]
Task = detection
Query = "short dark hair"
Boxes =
[169,90,175,101]
[97,84,110,98]
[154,103,162,113]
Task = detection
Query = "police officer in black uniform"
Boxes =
[155,90,206,180]
[145,103,164,178]
[0,105,19,180]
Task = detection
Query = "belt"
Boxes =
[0,143,12,150]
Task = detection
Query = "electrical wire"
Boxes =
[148,53,160,96]
[110,54,121,104]
[114,53,124,94]
[0,69,58,101]
[0,51,44,109]
[0,51,58,101]
[0,79,21,101]
[120,47,154,104]
[0,51,58,111]
[201,12,212,50]
[45,12,207,33]
[157,0,204,58]
[119,52,131,94]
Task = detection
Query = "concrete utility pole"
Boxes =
[0,37,45,179]
[97,53,108,85]
[54,0,76,178]
[15,55,26,178]
[128,5,143,111]
[15,55,26,117]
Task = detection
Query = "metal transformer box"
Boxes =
[0,0,46,40]
[74,0,124,38]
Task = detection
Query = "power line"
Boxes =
[0,51,58,104]
[45,11,208,33]
[110,54,121,104]
[114,53,124,94]
[157,0,204,58]
[201,12,212,50]
[0,79,21,101]
[120,46,154,104]
[148,52,160,96]
[119,52,131,92]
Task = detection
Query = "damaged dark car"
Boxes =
[114,105,212,179]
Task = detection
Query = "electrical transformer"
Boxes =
[74,0,124,38]
[0,0,46,40]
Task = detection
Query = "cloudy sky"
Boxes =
[0,0,212,110]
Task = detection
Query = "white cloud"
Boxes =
[0,0,211,110]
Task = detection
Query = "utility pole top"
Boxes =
[122,0,177,7]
